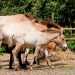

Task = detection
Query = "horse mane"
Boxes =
[25,14,38,23]
[25,14,62,31]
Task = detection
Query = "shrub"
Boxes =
[0,47,6,55]
[67,41,75,51]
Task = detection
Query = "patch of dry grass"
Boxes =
[56,50,75,61]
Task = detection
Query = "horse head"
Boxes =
[46,27,68,51]
[52,32,68,51]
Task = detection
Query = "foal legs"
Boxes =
[44,48,51,66]
[44,49,55,68]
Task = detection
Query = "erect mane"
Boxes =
[25,14,38,22]
[25,14,61,28]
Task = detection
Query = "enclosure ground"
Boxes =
[0,53,75,75]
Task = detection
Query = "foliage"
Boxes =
[29,48,35,53]
[67,41,75,51]
[58,0,75,27]
[0,0,74,26]
[64,30,73,38]
[0,47,6,55]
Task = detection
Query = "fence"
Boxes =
[64,28,75,40]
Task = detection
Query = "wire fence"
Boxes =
[64,28,75,40]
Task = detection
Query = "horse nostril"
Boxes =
[63,46,68,51]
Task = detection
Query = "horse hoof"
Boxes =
[33,60,36,64]
[50,65,55,69]
[15,66,21,71]
[15,68,20,71]
[9,67,13,69]
[25,61,30,65]
[29,67,33,71]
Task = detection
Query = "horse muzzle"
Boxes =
[62,43,68,51]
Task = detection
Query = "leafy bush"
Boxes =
[0,47,6,55]
[64,30,71,37]
[29,48,35,53]
[67,41,75,51]
[0,0,74,27]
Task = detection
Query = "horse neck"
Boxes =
[42,32,60,42]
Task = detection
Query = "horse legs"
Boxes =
[9,49,24,69]
[44,48,51,66]
[35,48,51,66]
[0,40,2,47]
[9,51,14,69]
[29,46,40,70]
[12,43,22,71]
[44,48,55,68]
[17,52,22,67]
[23,48,30,65]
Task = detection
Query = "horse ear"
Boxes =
[60,27,64,34]
[46,28,59,33]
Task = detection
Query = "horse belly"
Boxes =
[24,33,38,45]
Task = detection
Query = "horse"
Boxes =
[22,29,68,68]
[0,14,67,70]
[36,31,68,64]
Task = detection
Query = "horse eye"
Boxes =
[62,38,64,40]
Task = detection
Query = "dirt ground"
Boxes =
[0,52,75,75]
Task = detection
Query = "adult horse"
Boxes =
[23,29,68,68]
[0,14,67,70]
